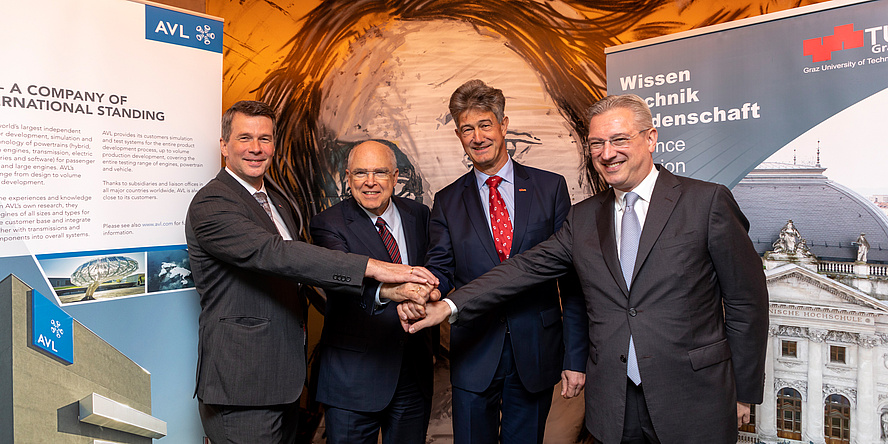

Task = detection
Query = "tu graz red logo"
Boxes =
[803,24,864,62]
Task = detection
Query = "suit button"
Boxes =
[499,316,506,323]
[345,276,351,282]
[628,308,637,317]
[620,355,627,363]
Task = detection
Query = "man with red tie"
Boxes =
[422,80,588,443]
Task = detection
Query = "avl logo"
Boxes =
[146,5,222,53]
[30,290,74,364]
[153,22,217,46]
[804,23,888,62]
[154,21,190,38]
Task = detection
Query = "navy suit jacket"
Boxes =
[425,161,587,393]
[310,196,435,411]
[447,168,769,443]
[186,169,368,406]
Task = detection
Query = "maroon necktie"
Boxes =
[375,217,402,264]
[486,175,513,262]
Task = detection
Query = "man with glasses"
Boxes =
[310,140,436,443]
[419,79,588,443]
[403,94,768,444]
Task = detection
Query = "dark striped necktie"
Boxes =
[375,217,402,264]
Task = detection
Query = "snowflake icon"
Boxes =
[196,25,215,46]
[50,319,64,338]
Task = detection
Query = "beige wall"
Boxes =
[153,0,204,14]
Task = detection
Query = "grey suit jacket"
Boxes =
[185,169,368,406]
[447,167,768,444]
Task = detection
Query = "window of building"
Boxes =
[777,387,802,440]
[782,340,797,358]
[739,403,756,433]
[824,394,851,444]
[830,345,846,364]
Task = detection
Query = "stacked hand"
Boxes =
[365,260,446,314]
[397,299,450,334]
[380,282,439,305]
[365,259,438,286]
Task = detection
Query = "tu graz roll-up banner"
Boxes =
[606,0,888,268]
[0,0,221,440]
[605,0,888,189]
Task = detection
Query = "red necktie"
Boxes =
[375,217,402,264]
[486,175,513,262]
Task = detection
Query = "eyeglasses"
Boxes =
[349,169,393,180]
[587,128,651,151]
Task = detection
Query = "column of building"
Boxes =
[855,335,878,443]
[758,330,778,443]
[805,329,826,444]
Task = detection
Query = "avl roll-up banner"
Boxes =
[1,0,221,301]
[605,0,888,189]
[1,0,221,441]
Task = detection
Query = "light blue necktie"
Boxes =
[620,192,642,385]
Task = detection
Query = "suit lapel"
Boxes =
[460,172,501,265]
[596,188,628,296]
[266,183,299,238]
[343,198,392,261]
[509,163,531,257]
[634,168,681,280]
[217,169,278,234]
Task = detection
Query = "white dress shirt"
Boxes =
[473,158,516,232]
[225,167,293,240]
[613,166,659,258]
[359,199,408,307]
[445,158,517,321]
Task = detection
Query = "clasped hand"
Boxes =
[380,282,440,305]
[396,298,450,334]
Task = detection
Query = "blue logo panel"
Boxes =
[145,5,223,53]
[31,290,74,364]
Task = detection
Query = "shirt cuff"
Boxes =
[444,298,458,324]
[374,283,390,307]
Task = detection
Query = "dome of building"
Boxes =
[732,161,888,263]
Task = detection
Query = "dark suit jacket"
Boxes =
[425,161,587,393]
[309,196,435,412]
[447,167,769,443]
[185,169,368,406]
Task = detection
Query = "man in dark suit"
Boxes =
[309,140,435,443]
[403,94,769,444]
[185,101,437,444]
[420,80,587,443]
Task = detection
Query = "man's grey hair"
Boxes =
[585,94,652,132]
[448,79,506,126]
